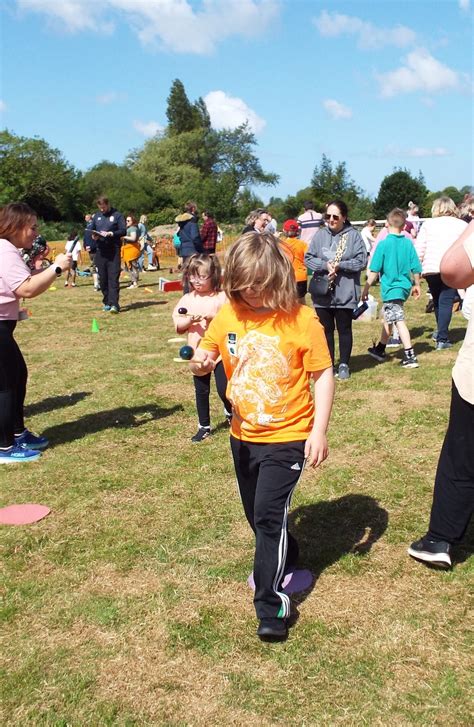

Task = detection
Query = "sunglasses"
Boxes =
[325,214,341,221]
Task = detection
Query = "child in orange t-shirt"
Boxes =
[190,232,334,642]
[280,219,308,302]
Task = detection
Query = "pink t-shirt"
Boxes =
[172,290,227,350]
[0,239,31,320]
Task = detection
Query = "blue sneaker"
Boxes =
[103,305,111,312]
[15,429,49,451]
[0,444,42,463]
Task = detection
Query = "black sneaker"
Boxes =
[408,536,452,568]
[257,618,288,642]
[368,346,386,363]
[401,355,419,369]
[191,427,211,443]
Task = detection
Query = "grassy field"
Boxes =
[1,262,472,726]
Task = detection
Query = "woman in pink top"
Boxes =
[172,254,231,442]
[0,203,71,463]
[415,197,467,348]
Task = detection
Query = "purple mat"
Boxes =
[247,568,313,594]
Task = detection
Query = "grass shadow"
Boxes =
[120,300,169,312]
[42,403,183,448]
[288,494,389,602]
[25,391,92,417]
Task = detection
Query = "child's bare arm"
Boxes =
[189,348,218,376]
[305,366,335,467]
[361,270,378,300]
[412,273,421,299]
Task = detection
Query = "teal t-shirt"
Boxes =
[370,233,422,302]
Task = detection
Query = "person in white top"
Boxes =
[408,220,474,569]
[64,230,82,287]
[297,200,323,245]
[415,197,467,348]
[406,201,421,234]
[360,219,377,254]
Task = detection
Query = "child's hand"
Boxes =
[360,285,370,301]
[304,429,328,468]
[412,284,421,300]
[189,349,216,375]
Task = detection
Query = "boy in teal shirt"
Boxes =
[362,208,422,368]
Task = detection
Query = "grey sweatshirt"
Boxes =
[305,223,367,308]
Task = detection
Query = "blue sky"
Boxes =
[1,0,472,203]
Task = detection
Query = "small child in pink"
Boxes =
[172,254,232,442]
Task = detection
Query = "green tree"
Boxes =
[374,169,428,218]
[166,79,210,135]
[81,161,156,214]
[0,129,81,220]
[310,154,363,212]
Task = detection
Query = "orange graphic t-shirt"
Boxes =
[199,302,332,443]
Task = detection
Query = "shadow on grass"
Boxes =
[25,391,92,418]
[120,300,169,312]
[454,518,474,566]
[42,403,183,448]
[288,494,389,602]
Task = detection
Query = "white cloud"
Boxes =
[133,120,163,137]
[459,0,470,11]
[204,91,266,133]
[313,10,416,49]
[16,0,280,54]
[364,144,450,159]
[0,100,7,113]
[322,99,352,120]
[96,92,119,105]
[406,147,449,158]
[377,49,461,97]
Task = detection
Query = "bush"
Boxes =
[147,207,179,228]
[37,220,80,241]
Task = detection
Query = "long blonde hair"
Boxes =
[224,232,298,313]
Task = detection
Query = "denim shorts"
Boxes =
[382,300,405,323]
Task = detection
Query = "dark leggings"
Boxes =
[193,361,232,428]
[428,381,474,544]
[425,274,456,343]
[0,320,27,447]
[315,307,354,365]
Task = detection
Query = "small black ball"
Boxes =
[178,307,188,315]
[179,345,194,360]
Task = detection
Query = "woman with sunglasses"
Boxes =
[305,200,367,380]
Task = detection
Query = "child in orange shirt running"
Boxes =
[190,232,334,642]
[280,219,309,302]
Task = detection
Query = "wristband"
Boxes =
[54,266,62,276]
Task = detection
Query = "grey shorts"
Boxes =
[382,301,405,323]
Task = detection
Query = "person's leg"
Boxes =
[436,281,457,343]
[12,338,27,437]
[230,437,259,533]
[193,372,211,429]
[0,323,20,448]
[95,250,109,305]
[334,309,353,365]
[425,274,441,328]
[108,248,121,309]
[128,260,138,286]
[314,307,335,364]
[253,441,306,620]
[395,320,413,349]
[213,361,232,417]
[428,382,474,543]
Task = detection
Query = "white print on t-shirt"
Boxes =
[229,330,288,427]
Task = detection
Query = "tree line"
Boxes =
[0,79,470,231]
